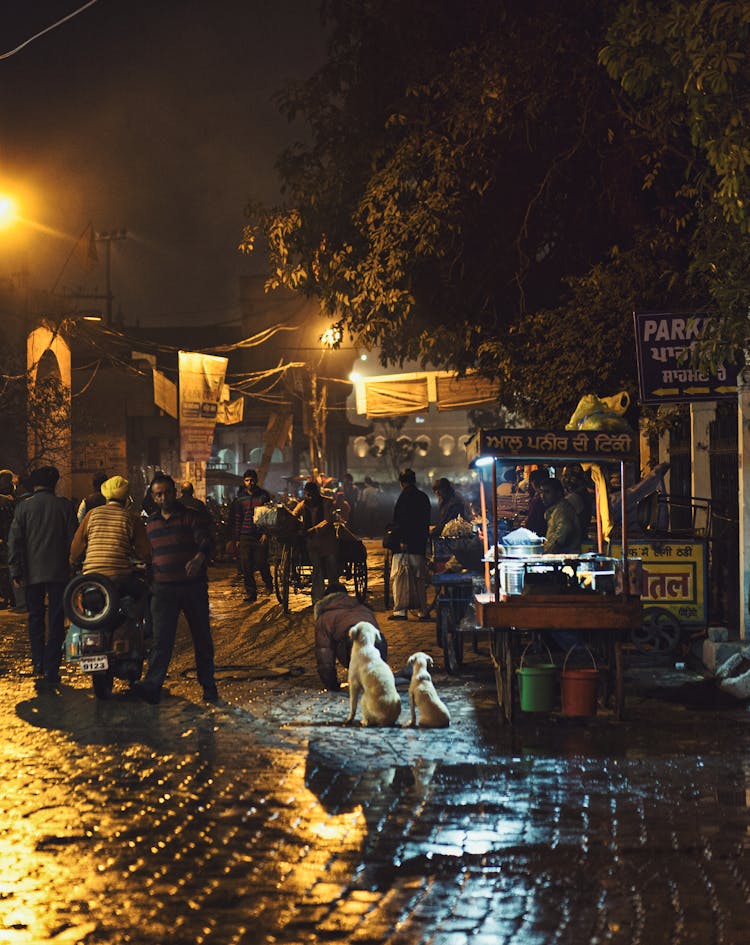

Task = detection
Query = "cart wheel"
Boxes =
[275,546,292,614]
[631,606,681,655]
[353,559,368,602]
[273,551,284,604]
[383,549,392,609]
[439,600,463,675]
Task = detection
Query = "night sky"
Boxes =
[0,0,326,326]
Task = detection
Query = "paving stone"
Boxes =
[1,551,750,943]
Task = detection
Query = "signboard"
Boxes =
[608,539,707,628]
[153,368,177,418]
[634,312,738,403]
[178,351,228,462]
[466,428,637,465]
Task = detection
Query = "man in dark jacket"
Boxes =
[0,469,16,609]
[135,473,219,705]
[313,581,387,691]
[389,468,432,621]
[431,477,470,536]
[230,468,273,602]
[540,478,582,554]
[8,466,77,686]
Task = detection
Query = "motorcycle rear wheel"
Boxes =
[64,573,120,630]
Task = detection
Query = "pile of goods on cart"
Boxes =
[432,516,483,573]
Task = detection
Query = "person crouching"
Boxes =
[313,581,387,691]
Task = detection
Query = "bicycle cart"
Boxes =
[257,505,368,613]
[335,523,368,603]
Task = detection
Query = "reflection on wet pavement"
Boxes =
[1,559,750,943]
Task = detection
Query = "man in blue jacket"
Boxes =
[8,466,77,688]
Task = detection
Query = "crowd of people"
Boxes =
[0,457,602,699]
[3,466,219,704]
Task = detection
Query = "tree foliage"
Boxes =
[600,0,750,366]
[246,0,749,425]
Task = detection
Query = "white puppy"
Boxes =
[345,622,401,727]
[407,652,451,728]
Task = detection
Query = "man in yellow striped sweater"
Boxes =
[70,476,151,577]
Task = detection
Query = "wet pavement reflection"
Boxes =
[2,552,750,943]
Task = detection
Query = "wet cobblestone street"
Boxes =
[2,545,750,944]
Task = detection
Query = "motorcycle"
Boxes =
[64,571,151,700]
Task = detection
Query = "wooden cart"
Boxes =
[464,427,643,722]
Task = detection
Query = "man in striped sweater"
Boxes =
[135,473,219,705]
[70,475,151,577]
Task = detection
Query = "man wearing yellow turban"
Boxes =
[70,476,151,578]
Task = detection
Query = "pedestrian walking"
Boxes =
[0,469,16,609]
[389,468,432,622]
[229,469,273,602]
[134,473,219,705]
[342,472,360,525]
[359,476,381,537]
[180,481,207,512]
[76,470,108,522]
[7,466,77,687]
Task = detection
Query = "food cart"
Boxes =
[465,427,643,722]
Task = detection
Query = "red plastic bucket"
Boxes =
[560,647,598,717]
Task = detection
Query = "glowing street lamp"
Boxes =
[0,194,19,230]
[320,326,341,348]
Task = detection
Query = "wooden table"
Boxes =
[474,592,642,722]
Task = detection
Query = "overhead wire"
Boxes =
[0,1,99,60]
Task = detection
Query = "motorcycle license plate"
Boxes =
[81,655,109,673]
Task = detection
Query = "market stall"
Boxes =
[465,427,643,722]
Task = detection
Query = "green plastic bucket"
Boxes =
[560,647,599,717]
[516,644,557,713]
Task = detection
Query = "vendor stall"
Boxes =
[465,427,643,722]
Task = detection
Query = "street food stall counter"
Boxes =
[464,427,643,722]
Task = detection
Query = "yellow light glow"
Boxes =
[320,326,341,348]
[0,194,18,230]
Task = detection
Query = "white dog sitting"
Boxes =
[407,652,451,728]
[345,622,401,727]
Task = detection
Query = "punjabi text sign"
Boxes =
[466,428,637,465]
[633,312,738,404]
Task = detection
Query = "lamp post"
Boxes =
[310,327,342,477]
[95,228,127,325]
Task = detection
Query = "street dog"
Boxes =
[345,622,401,727]
[407,652,451,728]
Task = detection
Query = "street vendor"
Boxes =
[540,478,581,554]
[431,477,470,536]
